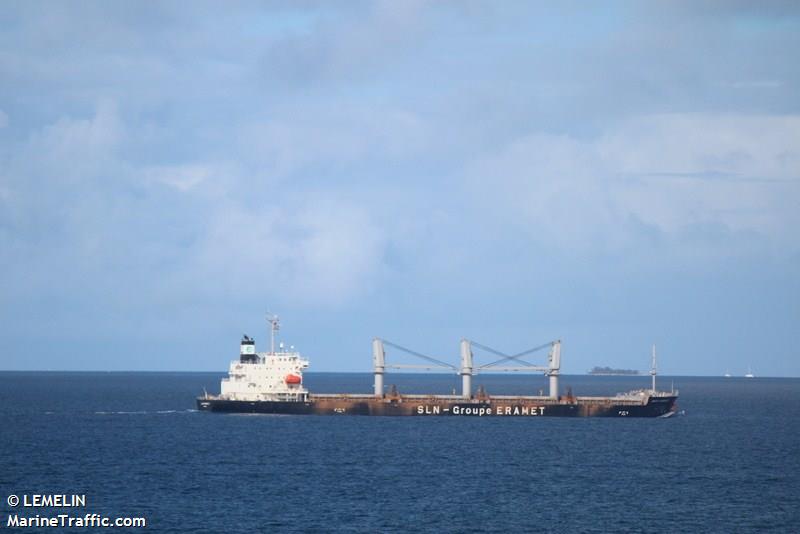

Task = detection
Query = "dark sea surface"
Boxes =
[1,372,799,533]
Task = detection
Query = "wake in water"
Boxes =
[93,409,198,415]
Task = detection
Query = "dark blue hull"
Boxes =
[197,395,678,418]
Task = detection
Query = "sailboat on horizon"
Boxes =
[745,366,755,378]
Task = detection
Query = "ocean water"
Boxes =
[1,372,798,533]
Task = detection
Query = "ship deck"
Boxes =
[307,393,652,406]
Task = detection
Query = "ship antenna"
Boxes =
[650,344,657,393]
[267,313,280,355]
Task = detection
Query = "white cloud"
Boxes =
[598,114,800,181]
[142,164,211,192]
[236,105,432,179]
[600,114,800,243]
[22,100,123,181]
[465,114,800,257]
[38,100,121,153]
[195,196,386,305]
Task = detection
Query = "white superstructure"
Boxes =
[218,316,309,402]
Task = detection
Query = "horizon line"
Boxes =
[0,369,794,378]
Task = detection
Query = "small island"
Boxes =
[588,366,640,376]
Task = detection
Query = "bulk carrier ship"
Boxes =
[197,316,678,418]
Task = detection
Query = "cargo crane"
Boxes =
[371,338,456,396]
[371,338,561,399]
[468,339,561,399]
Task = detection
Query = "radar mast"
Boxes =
[267,313,280,355]
[650,344,657,393]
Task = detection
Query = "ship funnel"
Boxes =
[240,335,257,364]
[373,338,385,397]
[460,339,473,399]
[548,341,561,399]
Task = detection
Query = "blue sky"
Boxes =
[1,2,798,375]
